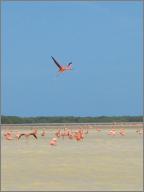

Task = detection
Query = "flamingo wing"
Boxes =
[67,62,72,66]
[32,134,38,139]
[29,133,38,139]
[18,133,25,139]
[51,56,62,69]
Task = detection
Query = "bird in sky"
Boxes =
[51,56,72,74]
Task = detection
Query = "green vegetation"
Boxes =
[1,115,143,124]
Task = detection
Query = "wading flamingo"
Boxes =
[108,129,116,136]
[4,131,13,140]
[49,138,57,146]
[41,129,46,137]
[119,128,125,136]
[136,129,143,135]
[96,128,101,132]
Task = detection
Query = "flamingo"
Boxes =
[49,138,57,146]
[108,129,116,136]
[96,128,101,132]
[73,130,83,141]
[18,129,38,140]
[4,131,13,140]
[55,129,61,138]
[41,129,46,137]
[15,131,21,139]
[51,56,72,74]
[119,128,125,136]
[136,129,143,135]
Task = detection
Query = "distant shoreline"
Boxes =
[1,122,143,127]
[1,115,143,124]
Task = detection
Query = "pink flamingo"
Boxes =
[96,128,101,131]
[49,138,57,146]
[108,129,116,136]
[18,129,38,140]
[4,131,13,140]
[73,130,83,141]
[51,56,72,74]
[41,129,46,137]
[119,128,125,136]
[15,131,21,139]
[55,129,61,138]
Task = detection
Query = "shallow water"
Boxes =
[1,126,143,191]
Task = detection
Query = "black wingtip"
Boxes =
[68,62,72,65]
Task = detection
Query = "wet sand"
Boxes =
[1,125,143,191]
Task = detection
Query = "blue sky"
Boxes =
[1,1,143,117]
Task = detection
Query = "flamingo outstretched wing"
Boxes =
[18,133,26,139]
[29,133,38,139]
[68,62,72,66]
[51,56,62,70]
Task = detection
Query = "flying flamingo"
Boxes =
[51,56,72,74]
[18,129,38,140]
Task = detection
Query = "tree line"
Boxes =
[1,115,143,124]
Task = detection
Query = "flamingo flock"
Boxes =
[107,128,126,136]
[54,128,88,141]
[3,126,143,145]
